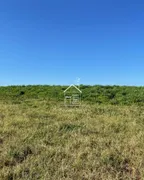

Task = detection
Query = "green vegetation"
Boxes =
[0,85,144,179]
[0,85,144,105]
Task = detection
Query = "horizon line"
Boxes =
[0,84,144,87]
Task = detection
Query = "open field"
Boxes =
[0,98,144,180]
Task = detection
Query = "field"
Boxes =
[0,95,144,179]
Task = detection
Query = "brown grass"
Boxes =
[0,100,144,179]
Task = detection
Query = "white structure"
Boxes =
[64,84,82,106]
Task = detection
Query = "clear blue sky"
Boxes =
[0,0,144,86]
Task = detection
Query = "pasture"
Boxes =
[0,97,144,179]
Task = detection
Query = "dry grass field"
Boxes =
[0,99,144,179]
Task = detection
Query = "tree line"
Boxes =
[0,85,143,105]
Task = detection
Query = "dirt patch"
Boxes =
[0,138,3,145]
[0,114,5,120]
[3,146,33,168]
[13,146,33,164]
[4,160,16,167]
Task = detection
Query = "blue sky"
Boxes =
[0,0,144,86]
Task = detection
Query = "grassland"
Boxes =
[0,97,144,180]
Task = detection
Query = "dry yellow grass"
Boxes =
[0,99,144,179]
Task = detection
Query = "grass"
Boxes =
[0,99,144,179]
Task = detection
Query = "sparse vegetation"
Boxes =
[0,86,144,179]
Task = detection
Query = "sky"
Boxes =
[0,0,144,86]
